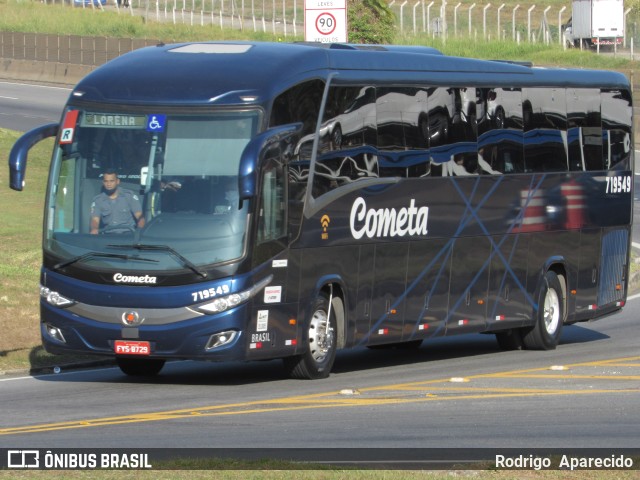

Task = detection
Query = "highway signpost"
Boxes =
[304,0,348,43]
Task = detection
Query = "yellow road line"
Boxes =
[1,355,639,436]
[3,387,639,436]
[490,374,640,380]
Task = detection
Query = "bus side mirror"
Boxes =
[238,123,302,200]
[8,123,59,191]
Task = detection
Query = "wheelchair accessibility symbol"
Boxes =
[146,114,166,132]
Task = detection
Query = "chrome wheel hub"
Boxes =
[543,288,560,335]
[308,308,334,363]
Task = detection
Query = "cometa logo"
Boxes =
[113,273,157,284]
[349,197,429,240]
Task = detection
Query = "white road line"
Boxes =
[0,366,116,382]
[0,95,18,100]
[0,81,71,92]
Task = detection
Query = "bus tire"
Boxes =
[117,358,165,376]
[283,292,337,380]
[522,271,564,350]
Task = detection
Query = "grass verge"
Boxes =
[0,128,46,371]
[0,129,105,373]
[0,1,293,44]
[0,467,639,478]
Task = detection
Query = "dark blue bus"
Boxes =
[8,42,633,379]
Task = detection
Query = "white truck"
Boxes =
[563,0,625,48]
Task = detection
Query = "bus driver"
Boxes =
[90,170,145,234]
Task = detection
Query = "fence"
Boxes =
[2,1,640,66]
[390,1,637,47]
[33,0,640,47]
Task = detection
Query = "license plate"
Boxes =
[114,340,150,355]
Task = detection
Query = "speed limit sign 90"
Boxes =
[304,0,347,43]
[316,12,337,35]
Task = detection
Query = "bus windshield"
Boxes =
[44,108,261,272]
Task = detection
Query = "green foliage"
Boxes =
[0,1,295,43]
[0,129,50,360]
[347,0,396,44]
[628,0,640,15]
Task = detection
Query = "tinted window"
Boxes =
[566,88,603,171]
[270,80,324,136]
[601,89,632,170]
[270,80,325,231]
[312,86,378,197]
[429,87,479,176]
[477,88,524,174]
[523,88,568,172]
[376,86,430,178]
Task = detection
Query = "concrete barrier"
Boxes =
[1,58,93,85]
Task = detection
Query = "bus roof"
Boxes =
[72,41,630,106]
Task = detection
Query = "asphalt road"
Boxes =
[0,81,638,459]
[0,306,638,451]
[0,81,69,132]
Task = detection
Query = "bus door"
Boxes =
[247,127,300,358]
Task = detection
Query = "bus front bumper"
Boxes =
[40,302,250,362]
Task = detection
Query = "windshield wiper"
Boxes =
[53,252,158,272]
[108,244,208,278]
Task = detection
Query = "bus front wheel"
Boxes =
[522,271,564,350]
[117,358,165,376]
[283,292,337,380]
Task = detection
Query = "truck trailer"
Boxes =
[563,0,625,47]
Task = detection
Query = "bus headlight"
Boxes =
[193,275,272,315]
[40,285,75,308]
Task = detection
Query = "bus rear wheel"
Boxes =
[283,292,337,380]
[522,271,564,350]
[117,358,165,377]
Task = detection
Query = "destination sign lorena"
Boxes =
[82,113,147,128]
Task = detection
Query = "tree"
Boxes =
[347,0,396,44]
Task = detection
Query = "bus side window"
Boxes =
[312,86,378,197]
[376,86,430,178]
[257,160,286,244]
[601,89,633,171]
[477,87,524,174]
[523,88,568,173]
[426,86,453,175]
[567,88,603,172]
[429,87,478,176]
[269,80,324,233]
